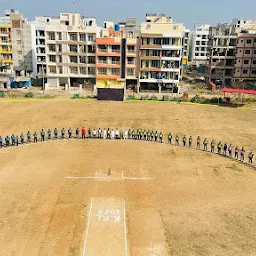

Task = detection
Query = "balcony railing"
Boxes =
[111,61,120,64]
[98,48,108,52]
[111,49,120,53]
[98,61,108,64]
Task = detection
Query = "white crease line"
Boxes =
[65,176,155,180]
[123,198,128,256]
[82,198,93,256]
[123,177,155,180]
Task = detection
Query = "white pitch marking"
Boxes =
[123,198,128,256]
[65,176,155,181]
[123,177,155,180]
[82,198,93,256]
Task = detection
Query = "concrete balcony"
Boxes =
[139,78,179,83]
[161,56,181,61]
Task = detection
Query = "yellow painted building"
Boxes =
[0,21,12,67]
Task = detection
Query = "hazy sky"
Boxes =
[1,0,256,29]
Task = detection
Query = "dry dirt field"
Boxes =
[0,100,256,256]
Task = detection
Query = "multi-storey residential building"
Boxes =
[45,13,98,89]
[233,33,256,82]
[190,24,210,68]
[10,11,33,77]
[0,10,13,73]
[182,28,190,67]
[139,13,183,93]
[206,23,237,86]
[96,23,125,89]
[31,16,60,77]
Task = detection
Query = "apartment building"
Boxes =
[206,23,237,86]
[10,11,33,77]
[190,24,210,67]
[139,13,183,93]
[0,10,13,73]
[182,28,190,67]
[45,13,98,89]
[233,33,256,82]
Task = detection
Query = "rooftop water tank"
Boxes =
[115,24,120,31]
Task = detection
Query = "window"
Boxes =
[88,45,95,53]
[70,67,78,74]
[195,47,199,51]
[146,38,150,45]
[98,67,107,75]
[127,57,134,65]
[79,56,86,64]
[245,50,251,54]
[58,67,63,74]
[18,50,22,55]
[88,67,95,75]
[153,38,161,45]
[48,32,55,40]
[57,44,62,52]
[49,55,56,62]
[88,56,95,64]
[196,41,200,45]
[153,50,160,56]
[17,40,21,44]
[127,68,134,76]
[151,60,160,68]
[88,34,94,41]
[48,44,56,52]
[70,56,78,63]
[240,39,243,43]
[145,50,149,56]
[49,66,56,74]
[162,38,170,45]
[111,68,120,75]
[197,35,201,37]
[69,33,78,41]
[254,39,256,43]
[16,30,21,36]
[80,33,86,41]
[195,53,199,56]
[111,45,120,52]
[80,67,87,74]
[252,70,256,75]
[57,32,62,40]
[59,56,62,63]
[128,45,135,53]
[201,53,205,56]
[242,69,248,74]
[244,60,249,64]
[69,45,78,52]
[111,56,120,64]
[246,39,252,44]
[254,50,256,55]
[253,60,256,65]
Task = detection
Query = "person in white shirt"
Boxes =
[93,129,97,138]
[98,128,102,138]
[124,129,128,140]
[103,128,107,139]
[111,129,115,140]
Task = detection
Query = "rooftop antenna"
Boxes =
[72,1,76,14]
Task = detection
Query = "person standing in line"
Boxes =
[41,129,45,142]
[223,143,227,156]
[48,129,51,140]
[93,128,97,138]
[98,128,102,138]
[188,136,192,148]
[11,134,15,146]
[217,141,222,154]
[155,131,158,142]
[183,135,186,147]
[68,127,72,139]
[33,131,38,143]
[124,129,127,140]
[196,136,201,149]
[120,129,123,140]
[168,132,172,144]
[159,132,163,143]
[248,151,254,164]
[147,130,151,141]
[103,128,107,140]
[211,140,215,153]
[143,129,147,140]
[27,131,31,143]
[61,128,65,139]
[15,135,19,146]
[175,134,179,146]
[228,144,232,157]
[115,128,119,139]
[20,133,24,144]
[88,128,92,138]
[54,128,58,139]
[203,138,208,151]
[111,129,115,140]
[107,128,111,139]
[151,130,154,142]
[240,147,245,162]
[128,129,131,139]
[5,136,10,147]
[76,128,79,138]
[81,127,86,139]
[0,136,2,148]
[234,146,239,160]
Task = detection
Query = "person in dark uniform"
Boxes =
[20,133,24,144]
[61,128,65,139]
[147,130,151,141]
[248,151,254,164]
[203,138,208,151]
[15,135,19,146]
[151,130,154,142]
[76,128,79,138]
[183,135,186,147]
[68,127,72,138]
[217,141,222,155]
[5,136,10,147]
[27,131,31,143]
[223,142,228,156]
[159,132,163,143]
[143,130,147,140]
[240,147,245,162]
[175,134,179,146]
[155,131,158,142]
[88,128,92,138]
[128,129,131,139]
[41,129,45,142]
[168,132,172,144]
[54,128,58,139]
[188,136,192,147]
[228,144,232,157]
[234,146,239,160]
[0,136,2,148]
[33,131,38,143]
[11,134,15,146]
